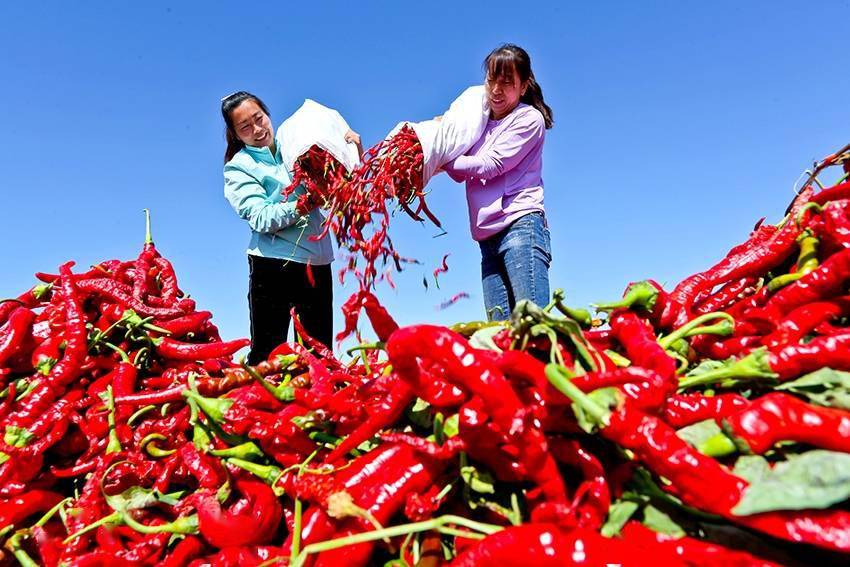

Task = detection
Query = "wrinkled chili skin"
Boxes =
[747,248,850,326]
[387,325,568,504]
[313,443,447,567]
[722,392,850,454]
[601,397,850,551]
[810,179,850,206]
[694,277,759,314]
[154,337,250,361]
[0,489,64,529]
[769,333,850,380]
[609,311,677,386]
[449,524,636,567]
[5,262,88,430]
[0,307,35,367]
[762,298,850,349]
[195,477,282,549]
[662,393,750,429]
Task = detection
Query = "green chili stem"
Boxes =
[292,496,303,558]
[593,281,658,313]
[143,208,153,245]
[35,497,73,527]
[678,349,777,389]
[209,441,266,461]
[698,432,738,458]
[544,363,610,426]
[104,386,122,454]
[121,511,198,535]
[140,433,175,458]
[5,532,39,567]
[64,512,121,543]
[604,350,631,367]
[241,360,294,402]
[657,312,734,349]
[128,405,157,426]
[290,515,502,567]
[795,202,823,227]
[182,388,234,423]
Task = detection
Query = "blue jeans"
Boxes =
[479,212,552,321]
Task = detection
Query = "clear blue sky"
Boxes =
[2,2,848,348]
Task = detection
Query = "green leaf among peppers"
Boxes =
[733,450,850,515]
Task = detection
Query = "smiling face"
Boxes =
[230,100,274,148]
[485,63,529,121]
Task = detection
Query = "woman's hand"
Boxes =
[345,129,364,157]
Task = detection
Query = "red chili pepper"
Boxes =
[195,477,282,549]
[450,524,634,567]
[662,392,750,429]
[31,333,65,376]
[0,489,64,529]
[541,438,610,528]
[620,522,780,566]
[809,179,850,206]
[721,392,850,454]
[337,290,399,342]
[5,263,88,430]
[551,366,850,551]
[0,283,51,326]
[290,309,337,362]
[433,253,450,287]
[153,337,250,361]
[388,325,568,504]
[178,443,227,490]
[0,307,35,367]
[75,278,186,319]
[313,444,447,567]
[324,377,413,463]
[609,311,677,385]
[762,297,850,349]
[704,335,763,359]
[152,311,212,338]
[694,276,759,314]
[747,247,850,326]
[821,200,850,249]
[153,256,180,303]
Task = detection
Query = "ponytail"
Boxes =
[484,44,554,129]
[521,75,553,129]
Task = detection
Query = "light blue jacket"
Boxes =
[224,142,333,265]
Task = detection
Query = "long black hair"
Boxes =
[221,91,271,163]
[484,44,553,129]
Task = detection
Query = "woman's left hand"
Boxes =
[344,129,364,156]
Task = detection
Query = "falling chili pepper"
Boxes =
[437,292,470,311]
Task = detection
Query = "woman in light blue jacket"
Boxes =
[221,91,357,362]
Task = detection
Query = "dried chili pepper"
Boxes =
[153,336,249,361]
[194,477,282,548]
[719,392,850,454]
[662,392,750,429]
[388,325,568,504]
[0,307,35,368]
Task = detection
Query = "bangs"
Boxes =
[486,52,519,82]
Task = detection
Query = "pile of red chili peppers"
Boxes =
[2,147,850,566]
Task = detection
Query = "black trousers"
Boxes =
[247,255,333,364]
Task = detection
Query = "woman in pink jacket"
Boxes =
[443,44,554,320]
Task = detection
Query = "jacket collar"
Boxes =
[243,142,281,165]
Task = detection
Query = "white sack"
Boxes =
[277,99,360,174]
[389,85,489,187]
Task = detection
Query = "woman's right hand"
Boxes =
[345,129,364,157]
